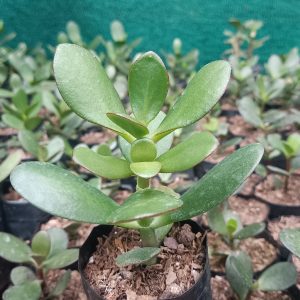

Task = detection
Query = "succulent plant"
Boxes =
[10,44,263,266]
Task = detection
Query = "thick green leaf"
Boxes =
[110,20,127,42]
[3,281,41,300]
[116,247,160,267]
[2,114,24,129]
[0,151,22,183]
[234,223,265,240]
[257,262,297,291]
[53,44,126,133]
[31,231,50,257]
[0,88,13,98]
[107,112,148,139]
[42,248,79,270]
[207,206,227,236]
[108,189,182,224]
[47,228,68,257]
[24,117,42,131]
[130,161,161,178]
[48,270,71,297]
[280,228,300,258]
[154,61,231,140]
[157,131,218,173]
[66,21,82,45]
[168,144,264,223]
[10,267,36,285]
[45,137,65,163]
[73,146,133,179]
[11,162,119,223]
[237,97,263,128]
[130,138,157,162]
[155,223,173,244]
[0,232,32,263]
[129,52,168,123]
[12,90,28,113]
[18,130,39,158]
[225,252,253,300]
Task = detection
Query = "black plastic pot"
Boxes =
[2,198,51,240]
[193,161,216,179]
[79,220,212,300]
[220,109,240,118]
[0,200,4,231]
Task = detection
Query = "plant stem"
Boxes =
[139,228,159,247]
[284,158,291,192]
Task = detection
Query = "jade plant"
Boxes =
[280,228,300,257]
[208,204,265,250]
[226,251,297,300]
[11,44,263,267]
[0,150,22,183]
[0,228,79,299]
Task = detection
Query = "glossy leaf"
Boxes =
[3,281,41,300]
[130,138,157,162]
[225,252,253,300]
[154,61,231,140]
[157,131,218,172]
[257,262,297,291]
[53,44,126,133]
[234,223,265,240]
[129,52,168,123]
[73,146,133,179]
[42,248,79,270]
[280,228,300,258]
[0,232,32,263]
[116,247,160,267]
[130,161,161,178]
[0,151,22,183]
[167,144,263,223]
[10,267,36,285]
[31,231,50,257]
[107,112,148,139]
[11,162,119,223]
[108,189,182,224]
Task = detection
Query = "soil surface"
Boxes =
[228,115,255,137]
[211,275,292,300]
[84,224,206,299]
[45,270,87,300]
[208,232,277,273]
[268,216,300,243]
[255,174,300,206]
[237,174,262,197]
[228,196,269,225]
[79,130,116,145]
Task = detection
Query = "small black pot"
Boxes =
[193,161,216,179]
[220,109,240,118]
[2,199,51,240]
[0,200,5,231]
[79,221,212,300]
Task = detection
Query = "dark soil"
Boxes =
[255,175,300,206]
[228,196,269,225]
[208,232,277,273]
[84,223,206,300]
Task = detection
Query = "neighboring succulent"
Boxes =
[11,44,263,267]
[280,228,300,258]
[0,150,22,183]
[0,228,79,299]
[226,251,297,300]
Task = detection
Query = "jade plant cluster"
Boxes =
[10,44,263,266]
[0,228,78,299]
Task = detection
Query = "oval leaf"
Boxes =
[106,112,148,139]
[130,161,161,178]
[31,231,51,257]
[0,232,32,263]
[280,228,300,258]
[10,267,36,285]
[234,223,265,240]
[257,262,297,291]
[73,146,133,179]
[225,252,253,300]
[108,189,182,224]
[129,52,168,123]
[116,247,160,267]
[48,228,69,257]
[11,162,119,224]
[0,151,22,183]
[157,131,218,173]
[42,248,79,270]
[53,44,126,133]
[3,281,41,300]
[154,61,231,140]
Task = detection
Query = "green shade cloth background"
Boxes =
[1,0,299,65]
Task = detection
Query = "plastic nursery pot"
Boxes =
[0,200,4,231]
[193,161,216,179]
[2,198,51,240]
[79,220,212,300]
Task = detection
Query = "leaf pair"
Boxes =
[226,251,297,300]
[54,44,231,142]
